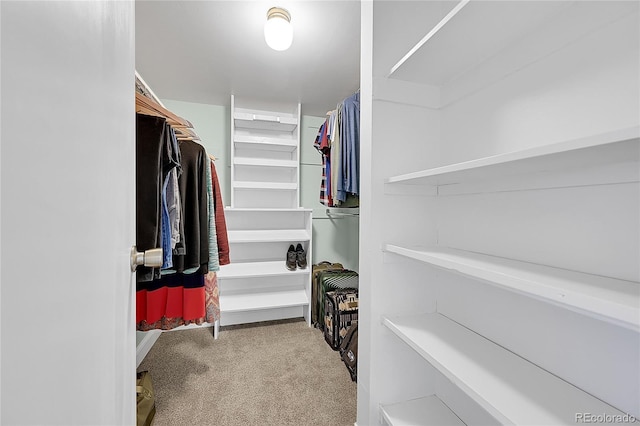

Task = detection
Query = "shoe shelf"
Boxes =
[386,127,639,188]
[227,229,310,244]
[217,260,309,279]
[220,289,308,313]
[384,245,640,331]
[383,313,631,425]
[380,395,465,426]
[219,205,312,326]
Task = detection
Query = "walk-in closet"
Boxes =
[133,2,361,425]
[1,1,638,426]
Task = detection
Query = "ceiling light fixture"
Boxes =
[264,7,293,51]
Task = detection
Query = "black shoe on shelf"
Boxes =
[296,243,307,269]
[286,244,297,271]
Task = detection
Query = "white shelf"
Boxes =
[233,181,297,190]
[386,127,639,186]
[234,157,298,168]
[227,229,310,243]
[234,111,297,132]
[381,395,465,426]
[383,313,631,425]
[391,1,574,84]
[220,289,308,313]
[224,208,311,213]
[388,1,612,86]
[385,245,640,331]
[234,135,297,152]
[217,261,309,279]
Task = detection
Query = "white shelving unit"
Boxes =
[218,208,312,327]
[359,1,640,425]
[230,95,301,209]
[219,98,312,327]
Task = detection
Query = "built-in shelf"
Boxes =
[387,1,634,87]
[386,127,639,186]
[234,135,297,152]
[383,313,631,425]
[234,157,298,168]
[227,229,310,243]
[225,98,309,326]
[381,395,465,426]
[234,111,297,132]
[233,181,298,190]
[384,245,640,331]
[220,289,308,313]
[388,0,569,83]
[363,0,640,423]
[217,261,309,279]
[224,208,311,213]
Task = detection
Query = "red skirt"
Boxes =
[136,271,219,331]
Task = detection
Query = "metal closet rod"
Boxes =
[326,208,359,218]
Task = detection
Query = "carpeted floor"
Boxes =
[138,319,357,426]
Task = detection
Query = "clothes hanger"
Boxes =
[135,92,190,127]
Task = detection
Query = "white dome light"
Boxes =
[264,7,293,51]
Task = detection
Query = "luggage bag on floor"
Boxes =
[312,261,344,327]
[324,289,358,350]
[136,370,156,426]
[340,320,358,382]
[318,269,359,330]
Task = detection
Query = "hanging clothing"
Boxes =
[338,92,360,201]
[136,271,210,331]
[210,159,230,265]
[173,139,210,274]
[204,271,221,324]
[166,167,182,251]
[134,86,226,331]
[205,154,220,272]
[314,120,334,207]
[331,107,342,204]
[314,92,360,208]
[136,114,181,282]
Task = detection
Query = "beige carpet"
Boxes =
[138,319,357,426]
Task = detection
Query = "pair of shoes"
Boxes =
[286,243,307,271]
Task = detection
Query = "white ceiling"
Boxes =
[135,0,361,116]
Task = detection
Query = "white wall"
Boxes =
[1,2,136,425]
